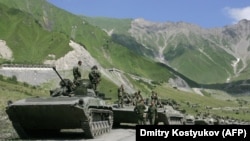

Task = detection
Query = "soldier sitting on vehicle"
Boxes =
[122,93,134,106]
[50,79,75,97]
[151,91,162,107]
[133,91,144,106]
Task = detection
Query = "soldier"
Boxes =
[88,65,101,91]
[134,90,143,106]
[134,99,146,125]
[147,101,158,125]
[117,84,125,108]
[132,92,138,106]
[151,91,162,107]
[151,91,157,103]
[73,61,82,86]
[50,79,74,97]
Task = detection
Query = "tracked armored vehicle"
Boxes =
[183,114,195,125]
[155,105,184,125]
[194,115,215,125]
[5,67,113,139]
[111,96,184,126]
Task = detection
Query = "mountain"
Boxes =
[1,0,250,128]
[0,0,249,96]
[0,0,184,96]
[83,17,250,86]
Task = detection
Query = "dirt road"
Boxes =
[2,127,136,141]
[89,128,136,141]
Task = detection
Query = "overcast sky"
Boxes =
[47,0,250,28]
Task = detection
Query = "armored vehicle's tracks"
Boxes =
[82,108,113,138]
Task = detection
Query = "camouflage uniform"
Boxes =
[147,102,158,125]
[50,79,74,97]
[151,91,158,104]
[134,90,143,105]
[117,85,125,108]
[88,65,101,91]
[134,100,146,125]
[134,95,141,106]
[73,61,82,85]
[151,92,162,107]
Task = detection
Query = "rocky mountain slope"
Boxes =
[0,0,249,95]
[0,40,138,93]
[85,17,250,85]
[129,18,250,80]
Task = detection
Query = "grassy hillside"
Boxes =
[0,0,249,129]
[81,16,249,86]
[165,33,235,84]
[0,3,71,64]
[0,0,176,83]
[81,16,132,35]
[154,84,250,120]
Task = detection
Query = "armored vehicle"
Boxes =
[155,105,184,125]
[183,114,195,125]
[112,104,146,126]
[111,97,184,126]
[5,67,113,139]
[194,115,215,125]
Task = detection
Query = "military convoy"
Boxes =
[111,95,185,126]
[5,67,113,139]
[4,66,250,139]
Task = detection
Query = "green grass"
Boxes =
[0,80,48,110]
[0,0,249,120]
[0,1,175,84]
[153,84,250,120]
[81,16,132,35]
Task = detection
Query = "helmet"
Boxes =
[92,65,98,69]
[78,61,82,64]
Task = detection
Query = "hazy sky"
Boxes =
[47,0,250,28]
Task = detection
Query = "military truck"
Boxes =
[5,67,113,139]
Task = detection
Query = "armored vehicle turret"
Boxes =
[5,67,113,139]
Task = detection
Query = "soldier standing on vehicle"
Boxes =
[118,84,125,108]
[151,91,162,107]
[88,65,101,91]
[147,101,158,125]
[134,99,146,125]
[133,90,143,106]
[73,61,82,86]
[151,91,157,103]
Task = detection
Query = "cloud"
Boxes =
[224,6,250,23]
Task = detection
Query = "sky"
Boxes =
[47,0,250,28]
